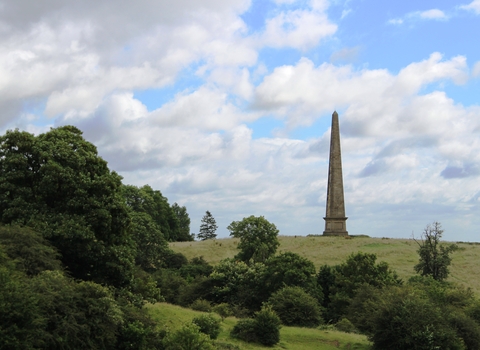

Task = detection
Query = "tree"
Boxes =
[414,222,458,281]
[172,203,193,241]
[264,252,322,302]
[268,286,323,327]
[329,252,401,321]
[0,126,135,287]
[228,215,279,263]
[197,211,217,241]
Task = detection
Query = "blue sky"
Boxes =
[1,0,480,241]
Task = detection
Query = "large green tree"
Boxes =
[0,126,134,287]
[228,215,279,263]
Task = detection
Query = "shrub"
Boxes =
[335,318,357,333]
[192,314,221,340]
[212,303,232,321]
[230,306,282,346]
[190,299,212,312]
[253,306,281,346]
[230,319,258,343]
[268,286,323,327]
[163,323,214,350]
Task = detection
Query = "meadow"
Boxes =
[170,235,480,294]
[147,302,371,350]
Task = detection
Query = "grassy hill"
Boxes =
[170,235,480,294]
[147,302,371,350]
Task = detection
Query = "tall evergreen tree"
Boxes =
[197,211,218,240]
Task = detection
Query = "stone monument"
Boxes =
[323,111,348,236]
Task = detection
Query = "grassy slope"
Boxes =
[170,236,480,294]
[147,302,371,350]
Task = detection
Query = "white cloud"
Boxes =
[473,61,480,77]
[460,0,480,14]
[254,53,468,131]
[419,9,447,19]
[260,2,337,50]
[388,8,448,25]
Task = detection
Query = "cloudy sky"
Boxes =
[1,0,480,241]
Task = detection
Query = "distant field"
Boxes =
[170,236,480,294]
[147,302,371,350]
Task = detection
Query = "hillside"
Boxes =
[147,302,371,350]
[170,235,480,294]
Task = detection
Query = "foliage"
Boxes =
[335,318,357,333]
[190,299,212,312]
[230,319,258,343]
[228,215,279,263]
[192,314,221,340]
[0,126,135,287]
[0,265,42,349]
[164,250,189,269]
[268,286,323,327]
[230,306,281,346]
[414,222,458,281]
[251,306,282,346]
[329,252,401,321]
[317,264,336,321]
[208,258,266,311]
[179,256,213,279]
[154,269,188,305]
[212,303,232,321]
[264,252,322,302]
[163,323,215,350]
[172,203,193,241]
[197,211,218,241]
[368,285,465,350]
[0,225,62,275]
[128,267,164,305]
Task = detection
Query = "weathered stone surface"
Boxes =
[323,111,348,236]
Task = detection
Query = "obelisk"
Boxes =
[323,111,348,236]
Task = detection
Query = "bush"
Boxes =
[254,306,281,346]
[190,299,212,312]
[268,286,323,327]
[212,303,232,321]
[230,319,258,343]
[369,286,464,350]
[163,323,214,350]
[335,318,357,333]
[192,314,221,340]
[230,306,281,346]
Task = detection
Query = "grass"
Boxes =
[170,235,480,294]
[147,302,371,350]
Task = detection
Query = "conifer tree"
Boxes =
[197,211,218,240]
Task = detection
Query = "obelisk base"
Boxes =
[323,217,348,236]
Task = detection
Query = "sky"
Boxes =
[1,0,480,242]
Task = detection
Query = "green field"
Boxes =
[147,302,371,350]
[170,235,480,294]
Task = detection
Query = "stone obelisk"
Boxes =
[323,111,348,236]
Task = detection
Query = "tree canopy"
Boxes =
[228,215,279,263]
[0,126,134,287]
